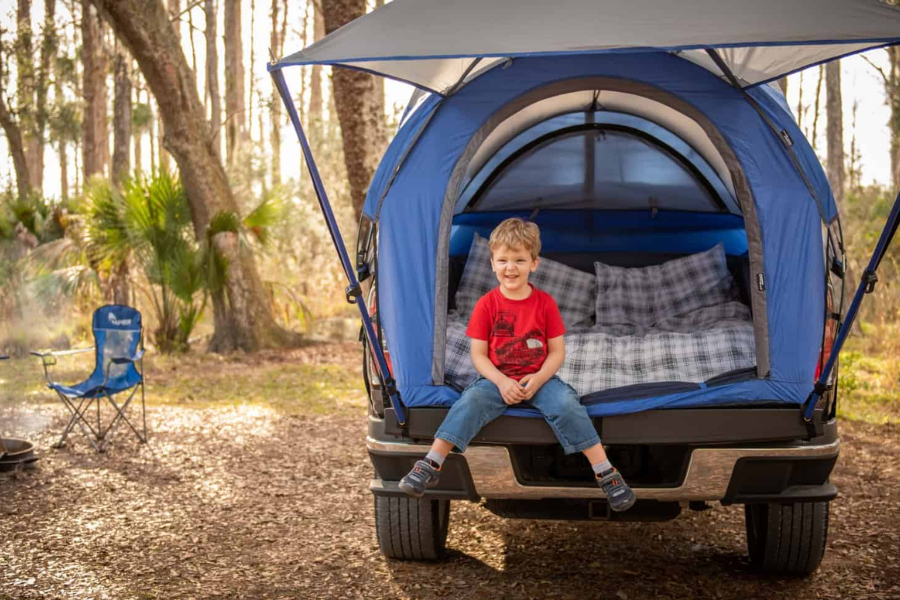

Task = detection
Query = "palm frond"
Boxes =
[242,192,286,248]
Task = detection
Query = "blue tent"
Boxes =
[359,51,833,415]
[270,0,900,426]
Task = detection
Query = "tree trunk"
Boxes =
[0,13,31,199]
[16,0,40,192]
[269,0,285,187]
[811,65,823,152]
[90,0,299,352]
[110,258,131,306]
[59,139,69,201]
[322,0,387,220]
[0,95,32,200]
[188,3,199,77]
[134,87,143,172]
[308,0,325,141]
[149,100,157,172]
[825,61,845,210]
[159,0,181,172]
[889,47,900,193]
[205,0,222,159]
[224,0,245,165]
[112,45,133,186]
[248,0,256,144]
[31,0,57,193]
[848,100,862,191]
[82,0,109,180]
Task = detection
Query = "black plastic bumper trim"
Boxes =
[723,483,838,505]
[384,406,831,445]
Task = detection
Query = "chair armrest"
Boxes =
[30,350,59,368]
[111,349,146,365]
[30,347,95,366]
[31,348,95,383]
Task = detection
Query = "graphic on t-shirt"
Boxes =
[491,311,516,337]
[495,327,545,367]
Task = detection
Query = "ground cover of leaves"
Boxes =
[1,342,898,599]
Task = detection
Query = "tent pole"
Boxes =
[269,66,407,425]
[801,187,900,429]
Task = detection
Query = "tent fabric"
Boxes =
[273,0,900,93]
[365,52,830,412]
[457,102,740,210]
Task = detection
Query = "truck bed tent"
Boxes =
[269,0,900,427]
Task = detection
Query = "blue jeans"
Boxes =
[436,376,601,455]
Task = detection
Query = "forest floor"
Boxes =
[1,342,899,599]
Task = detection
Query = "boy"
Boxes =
[399,218,635,512]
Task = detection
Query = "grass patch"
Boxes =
[837,329,900,425]
[0,344,368,419]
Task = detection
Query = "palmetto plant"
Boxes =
[80,170,282,353]
[85,170,209,353]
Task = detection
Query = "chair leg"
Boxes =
[99,388,145,452]
[141,381,148,443]
[55,392,101,452]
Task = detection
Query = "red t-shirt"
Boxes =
[466,285,566,380]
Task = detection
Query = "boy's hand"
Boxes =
[519,373,548,400]
[498,377,526,405]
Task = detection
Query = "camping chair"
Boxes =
[31,305,147,452]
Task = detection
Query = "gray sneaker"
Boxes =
[399,459,441,497]
[597,468,636,512]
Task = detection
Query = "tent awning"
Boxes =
[273,0,900,94]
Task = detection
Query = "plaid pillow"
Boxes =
[594,244,735,327]
[452,233,596,329]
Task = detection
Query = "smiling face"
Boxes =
[491,244,539,299]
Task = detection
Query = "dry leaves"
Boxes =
[1,345,899,599]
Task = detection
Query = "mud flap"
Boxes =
[269,67,407,425]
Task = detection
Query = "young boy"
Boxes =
[399,218,636,512]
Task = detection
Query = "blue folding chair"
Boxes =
[32,305,147,452]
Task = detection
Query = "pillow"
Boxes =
[594,244,735,327]
[452,233,596,329]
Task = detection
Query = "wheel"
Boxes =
[374,495,450,560]
[745,501,830,575]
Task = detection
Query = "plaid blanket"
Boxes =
[444,306,755,396]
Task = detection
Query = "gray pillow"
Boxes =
[594,244,735,327]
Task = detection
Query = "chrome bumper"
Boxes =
[366,436,840,501]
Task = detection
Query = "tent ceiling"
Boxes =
[274,0,900,94]
[463,91,738,201]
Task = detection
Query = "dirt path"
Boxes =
[2,362,899,599]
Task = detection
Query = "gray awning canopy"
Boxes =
[274,0,900,94]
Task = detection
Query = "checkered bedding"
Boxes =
[444,242,757,396]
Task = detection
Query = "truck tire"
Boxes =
[374,495,450,561]
[745,501,829,575]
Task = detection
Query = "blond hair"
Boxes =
[489,218,541,259]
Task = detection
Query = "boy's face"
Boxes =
[490,244,539,296]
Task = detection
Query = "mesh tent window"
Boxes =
[466,126,725,213]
